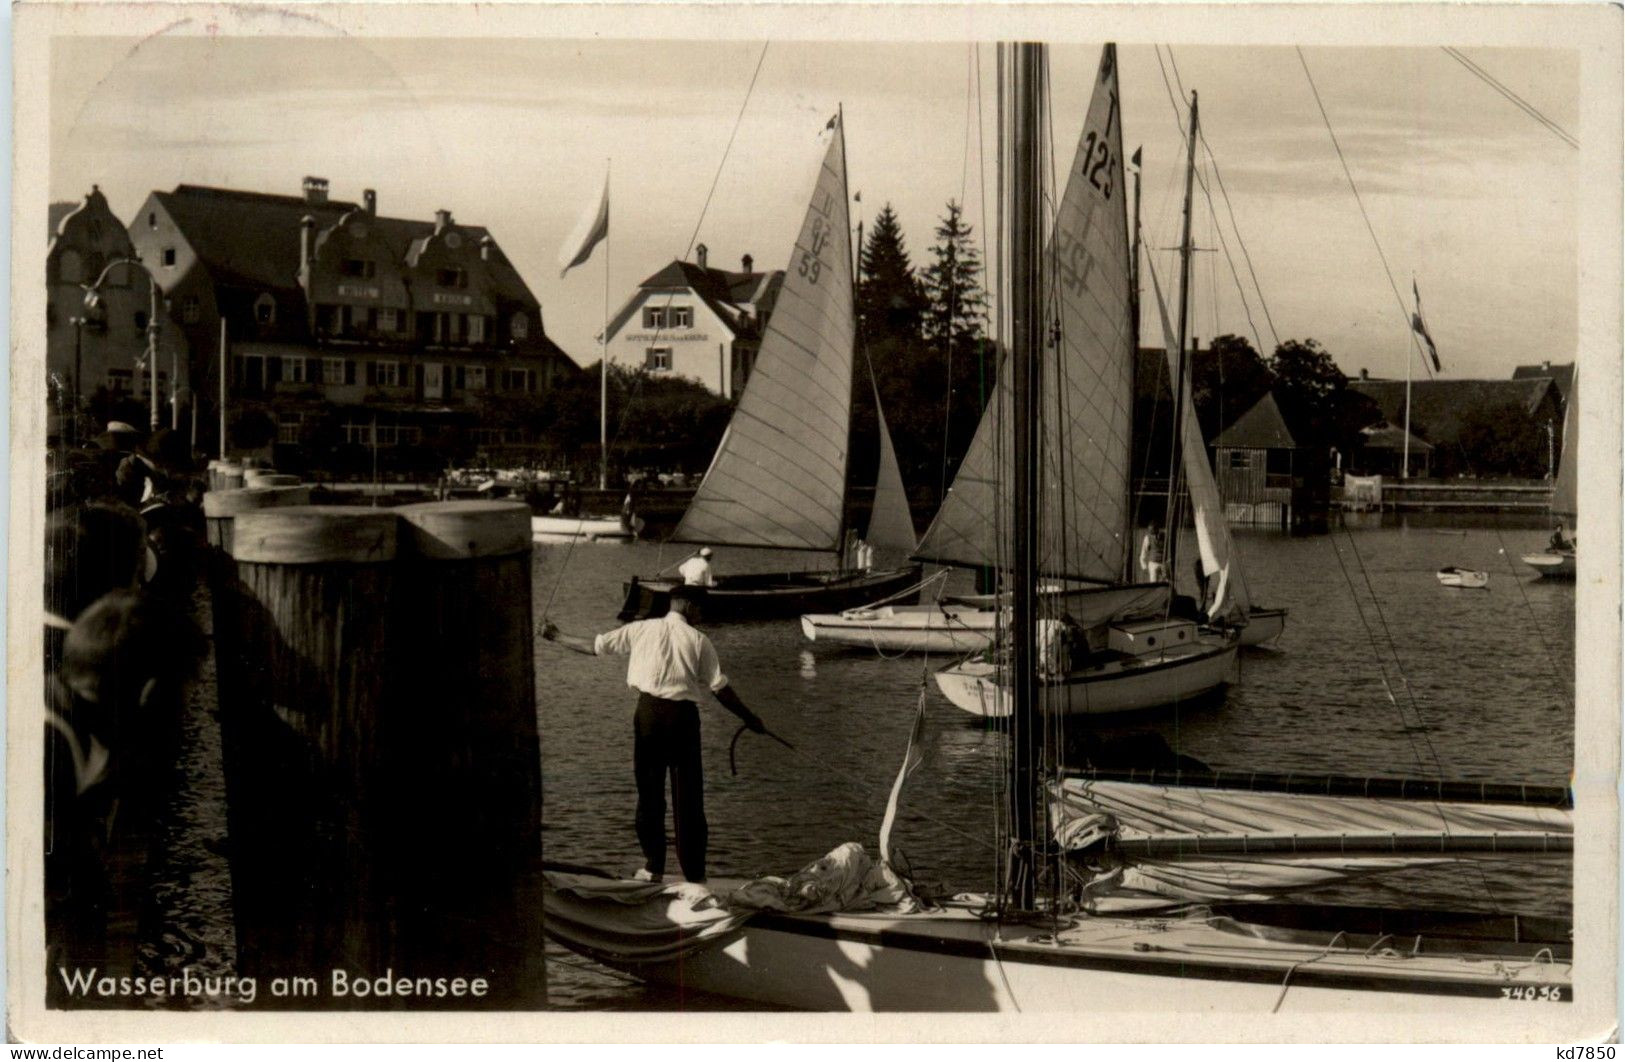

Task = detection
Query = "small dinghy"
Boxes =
[1436,566,1489,589]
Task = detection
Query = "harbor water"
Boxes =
[134,514,1575,1010]
[538,514,1575,1009]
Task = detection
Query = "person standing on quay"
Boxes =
[543,584,764,884]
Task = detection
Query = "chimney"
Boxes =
[480,234,493,262]
[300,215,315,269]
[434,209,452,235]
[695,243,708,271]
[741,253,754,273]
[363,189,377,216]
[1542,359,1552,372]
[302,176,329,205]
[1360,367,1370,381]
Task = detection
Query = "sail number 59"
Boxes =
[800,216,831,285]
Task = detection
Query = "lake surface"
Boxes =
[537,514,1576,1009]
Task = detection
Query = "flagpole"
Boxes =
[600,159,610,492]
[1402,275,1413,480]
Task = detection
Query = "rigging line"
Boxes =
[1492,528,1574,703]
[1441,47,1579,150]
[683,41,770,261]
[1162,45,1277,353]
[1295,47,1438,383]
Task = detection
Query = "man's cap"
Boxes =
[699,547,713,557]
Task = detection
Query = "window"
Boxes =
[283,356,307,384]
[435,268,467,289]
[642,306,667,329]
[322,357,347,385]
[464,366,486,390]
[377,308,399,333]
[645,347,672,371]
[147,212,157,229]
[510,312,529,339]
[670,306,693,328]
[134,310,149,332]
[181,295,200,323]
[503,368,533,393]
[374,361,400,387]
[106,368,133,395]
[468,315,486,343]
[254,293,276,325]
[277,412,303,445]
[57,249,83,285]
[341,258,377,278]
[1227,450,1251,470]
[162,247,177,267]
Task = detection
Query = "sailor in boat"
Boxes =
[1550,521,1575,552]
[1137,529,1167,583]
[678,546,715,587]
[542,583,766,883]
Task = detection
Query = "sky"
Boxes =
[50,32,1582,381]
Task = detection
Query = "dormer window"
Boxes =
[341,258,377,279]
[162,247,177,267]
[254,293,276,326]
[435,268,467,289]
[510,312,529,339]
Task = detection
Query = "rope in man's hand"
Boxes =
[729,722,795,776]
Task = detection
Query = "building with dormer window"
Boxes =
[47,186,189,430]
[126,178,576,465]
[603,244,783,398]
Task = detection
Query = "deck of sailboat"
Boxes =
[580,880,1571,1011]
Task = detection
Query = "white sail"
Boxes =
[914,46,1134,582]
[866,382,918,552]
[1552,369,1577,521]
[1146,258,1250,622]
[671,118,856,551]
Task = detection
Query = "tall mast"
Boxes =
[1006,41,1045,913]
[1127,145,1143,584]
[1166,92,1199,579]
[600,159,611,491]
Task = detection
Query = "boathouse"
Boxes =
[1212,392,1305,528]
[1354,422,1433,478]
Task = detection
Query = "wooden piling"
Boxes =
[218,506,399,981]
[391,501,546,1006]
[201,485,310,553]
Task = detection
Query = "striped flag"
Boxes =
[558,172,609,278]
[1411,280,1441,372]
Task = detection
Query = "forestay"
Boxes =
[1147,258,1250,622]
[913,46,1135,583]
[671,118,857,552]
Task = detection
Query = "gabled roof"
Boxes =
[1512,362,1574,402]
[1348,377,1558,446]
[1213,391,1298,450]
[605,257,781,342]
[151,184,541,308]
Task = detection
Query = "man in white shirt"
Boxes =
[677,546,715,586]
[543,584,763,884]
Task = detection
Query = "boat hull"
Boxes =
[1436,568,1490,589]
[620,565,922,622]
[935,640,1238,718]
[563,898,1570,1014]
[1521,550,1576,580]
[532,515,634,543]
[800,604,996,653]
[1236,606,1287,647]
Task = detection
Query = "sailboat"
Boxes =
[1523,371,1578,579]
[617,114,922,622]
[926,47,1237,718]
[542,44,1572,1013]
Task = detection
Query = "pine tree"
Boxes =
[855,203,925,345]
[919,200,987,353]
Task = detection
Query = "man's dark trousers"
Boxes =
[633,692,707,881]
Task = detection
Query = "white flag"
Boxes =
[558,173,609,278]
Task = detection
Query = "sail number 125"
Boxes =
[1081,130,1114,200]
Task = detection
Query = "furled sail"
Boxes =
[671,117,856,551]
[1049,774,1572,911]
[865,380,918,552]
[913,45,1135,583]
[1146,258,1250,623]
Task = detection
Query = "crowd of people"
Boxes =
[44,420,209,998]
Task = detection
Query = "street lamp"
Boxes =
[82,256,164,432]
